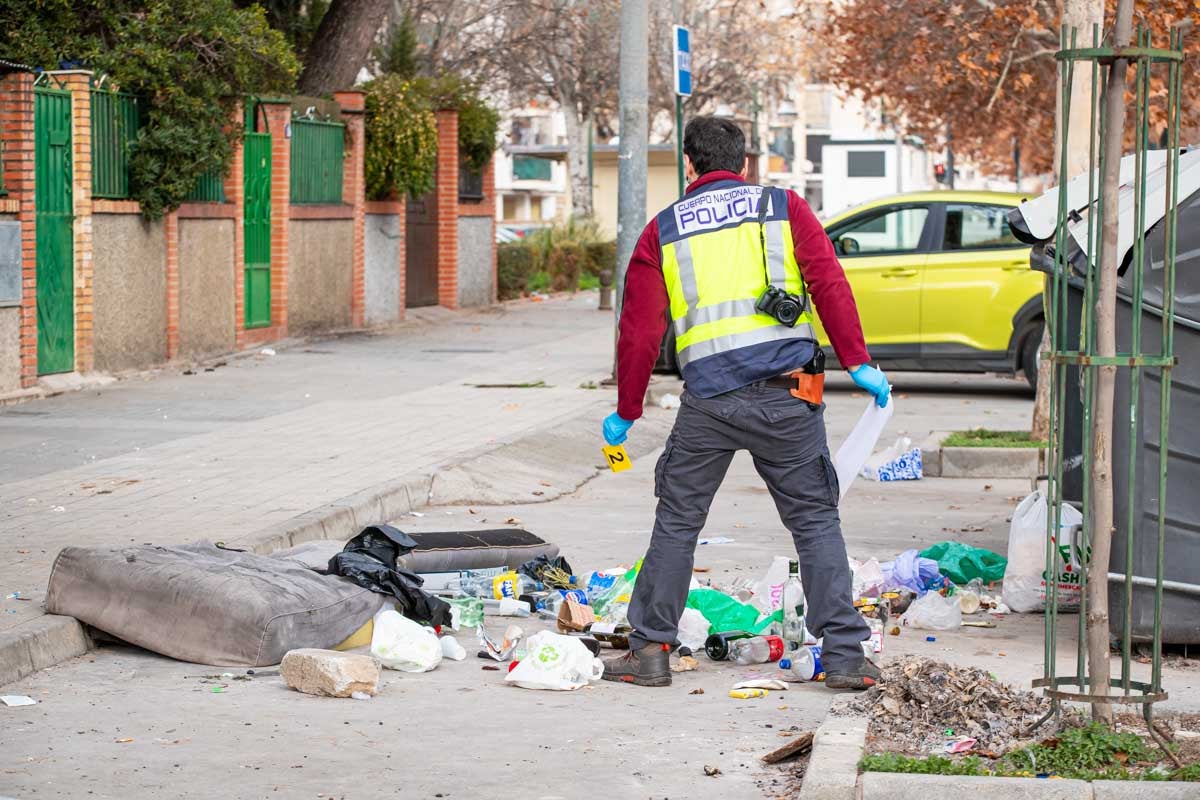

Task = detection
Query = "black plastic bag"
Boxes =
[517,553,575,588]
[326,525,452,628]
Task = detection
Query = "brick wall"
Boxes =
[435,110,459,309]
[334,91,366,328]
[0,73,37,387]
[62,72,94,374]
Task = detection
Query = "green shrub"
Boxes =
[497,242,536,300]
[547,242,587,292]
[584,240,617,278]
[363,75,439,200]
[528,270,551,293]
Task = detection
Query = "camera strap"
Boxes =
[756,187,809,310]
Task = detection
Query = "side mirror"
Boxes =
[838,237,861,255]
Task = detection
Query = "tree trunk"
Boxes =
[298,0,391,95]
[1087,0,1134,727]
[563,104,594,219]
[1035,0,1104,439]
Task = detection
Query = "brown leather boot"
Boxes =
[601,643,672,687]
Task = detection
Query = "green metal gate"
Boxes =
[243,131,272,328]
[34,86,75,374]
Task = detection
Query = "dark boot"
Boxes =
[601,643,672,687]
[824,658,881,690]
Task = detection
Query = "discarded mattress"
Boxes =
[274,528,559,573]
[46,541,385,667]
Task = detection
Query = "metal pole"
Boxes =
[1014,136,1022,191]
[676,94,685,197]
[614,0,649,330]
[946,122,955,189]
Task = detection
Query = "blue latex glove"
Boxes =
[603,412,635,446]
[850,364,891,408]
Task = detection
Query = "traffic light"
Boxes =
[934,163,948,184]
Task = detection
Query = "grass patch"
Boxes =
[578,273,600,291]
[942,428,1047,449]
[861,724,1197,782]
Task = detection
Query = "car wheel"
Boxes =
[1020,320,1044,393]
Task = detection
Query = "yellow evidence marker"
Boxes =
[602,444,632,473]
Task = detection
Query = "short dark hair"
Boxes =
[683,116,746,176]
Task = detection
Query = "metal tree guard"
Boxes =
[1034,23,1185,752]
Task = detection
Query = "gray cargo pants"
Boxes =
[627,382,870,670]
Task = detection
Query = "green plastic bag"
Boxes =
[918,541,1007,585]
[686,588,780,635]
[591,560,641,617]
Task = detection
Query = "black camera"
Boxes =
[755,285,805,327]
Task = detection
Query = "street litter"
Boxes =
[832,398,894,497]
[504,631,604,691]
[677,607,710,651]
[280,649,381,698]
[672,655,699,672]
[902,591,962,630]
[690,687,705,694]
[258,348,275,356]
[779,645,824,682]
[761,731,815,764]
[440,636,467,661]
[729,688,769,699]
[370,608,442,672]
[703,765,722,776]
[478,624,524,661]
[839,656,1052,755]
[919,541,1006,585]
[698,536,734,545]
[944,736,978,754]
[325,525,452,628]
[1003,490,1084,612]
[732,678,788,691]
[0,695,36,707]
[861,436,923,482]
[658,392,681,409]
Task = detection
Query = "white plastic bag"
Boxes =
[677,608,711,652]
[903,591,962,630]
[370,608,443,672]
[1002,490,1085,613]
[751,556,793,614]
[861,436,923,482]
[832,398,894,497]
[504,631,604,691]
[852,557,885,600]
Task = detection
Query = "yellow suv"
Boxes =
[817,191,1045,390]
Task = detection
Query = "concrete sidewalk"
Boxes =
[0,294,663,684]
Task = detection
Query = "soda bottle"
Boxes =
[779,645,824,681]
[456,572,528,600]
[729,634,785,665]
[447,597,484,628]
[782,560,806,652]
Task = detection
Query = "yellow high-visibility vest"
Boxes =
[657,181,815,371]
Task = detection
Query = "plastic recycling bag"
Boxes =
[861,437,923,482]
[1002,490,1084,613]
[902,591,962,630]
[881,549,942,594]
[505,631,604,691]
[919,541,1007,585]
[370,607,443,672]
[686,588,780,635]
[832,398,894,498]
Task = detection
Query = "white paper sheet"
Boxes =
[831,398,894,498]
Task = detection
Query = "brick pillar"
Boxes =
[435,110,459,310]
[397,196,407,321]
[227,105,247,350]
[164,210,179,358]
[334,90,366,328]
[483,156,497,304]
[1,73,37,386]
[262,100,291,340]
[61,71,94,374]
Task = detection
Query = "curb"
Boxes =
[798,711,868,800]
[920,432,1045,479]
[0,402,675,688]
[859,772,1197,799]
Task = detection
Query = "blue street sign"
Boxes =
[673,25,692,97]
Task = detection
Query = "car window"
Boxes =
[943,204,1021,250]
[829,206,929,255]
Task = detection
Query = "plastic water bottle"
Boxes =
[456,572,528,600]
[482,597,531,617]
[780,645,824,681]
[782,560,806,651]
[729,634,785,665]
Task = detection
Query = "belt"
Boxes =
[763,371,824,405]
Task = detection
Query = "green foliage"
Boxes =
[546,241,586,292]
[409,74,499,173]
[527,270,551,293]
[376,11,420,80]
[578,273,600,291]
[584,240,617,278]
[861,724,1193,783]
[238,0,329,57]
[362,74,438,200]
[497,242,536,300]
[943,429,1048,449]
[0,0,299,219]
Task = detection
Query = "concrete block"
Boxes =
[289,219,354,333]
[365,212,401,325]
[859,773,1091,800]
[799,716,867,800]
[0,615,91,688]
[919,432,949,477]
[280,648,380,698]
[0,307,20,395]
[940,446,1042,479]
[457,216,493,308]
[179,218,235,359]
[1093,781,1199,799]
[93,214,168,372]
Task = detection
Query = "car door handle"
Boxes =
[1003,261,1029,272]
[881,268,919,278]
